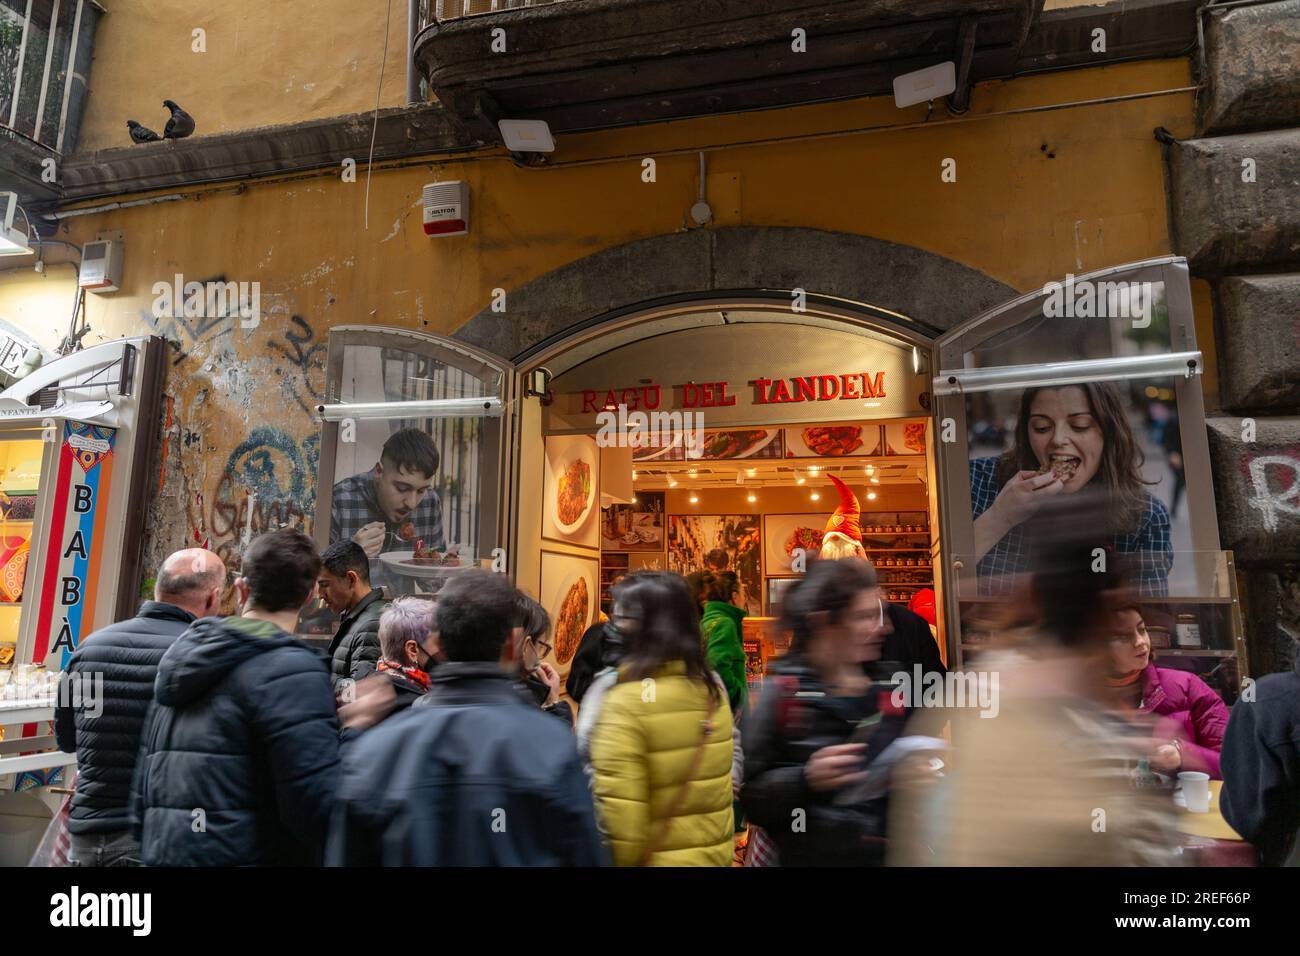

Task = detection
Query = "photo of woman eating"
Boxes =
[969,382,1173,596]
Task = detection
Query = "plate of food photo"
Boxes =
[552,442,597,535]
[698,428,779,460]
[551,570,593,667]
[379,540,471,581]
[787,425,865,457]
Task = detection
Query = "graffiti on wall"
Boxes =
[1245,451,1300,533]
[143,274,242,366]
[267,315,327,415]
[204,427,320,568]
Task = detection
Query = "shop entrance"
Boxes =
[509,294,944,687]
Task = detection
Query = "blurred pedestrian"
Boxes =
[898,501,1181,866]
[134,530,339,866]
[741,558,899,866]
[55,548,225,867]
[318,540,387,696]
[587,572,734,866]
[515,592,573,725]
[327,569,605,866]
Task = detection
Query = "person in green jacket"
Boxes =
[699,571,748,714]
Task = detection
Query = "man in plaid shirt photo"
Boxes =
[330,427,445,594]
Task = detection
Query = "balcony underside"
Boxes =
[415,0,1199,141]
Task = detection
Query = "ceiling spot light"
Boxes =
[689,494,699,504]
[796,477,806,485]
[867,491,878,500]
[747,493,757,503]
[810,492,820,502]
[668,478,678,488]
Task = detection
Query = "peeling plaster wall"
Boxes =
[78,2,412,152]
[0,59,1196,588]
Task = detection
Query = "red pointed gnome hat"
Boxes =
[823,475,862,543]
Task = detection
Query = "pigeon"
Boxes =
[127,120,162,143]
[162,100,195,140]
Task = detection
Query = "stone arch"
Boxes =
[451,226,1019,361]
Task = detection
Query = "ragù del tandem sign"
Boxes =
[544,321,925,433]
[550,369,921,432]
[577,372,889,412]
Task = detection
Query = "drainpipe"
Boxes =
[407,0,421,106]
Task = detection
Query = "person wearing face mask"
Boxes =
[514,592,574,726]
[969,382,1172,596]
[327,569,606,866]
[1100,605,1229,779]
[740,557,904,867]
[340,597,439,741]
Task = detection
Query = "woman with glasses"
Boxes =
[514,593,574,726]
[586,572,735,866]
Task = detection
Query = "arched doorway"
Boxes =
[507,291,947,672]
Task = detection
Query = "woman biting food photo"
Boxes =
[969,382,1172,596]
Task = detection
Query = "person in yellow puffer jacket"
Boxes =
[588,572,735,867]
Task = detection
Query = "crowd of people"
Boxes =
[48,501,1300,867]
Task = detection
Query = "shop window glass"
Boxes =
[301,333,509,639]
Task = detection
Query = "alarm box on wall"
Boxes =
[79,240,123,292]
[422,181,468,237]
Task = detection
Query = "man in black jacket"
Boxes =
[54,548,225,867]
[328,569,606,866]
[1221,656,1300,866]
[319,540,387,696]
[134,529,340,866]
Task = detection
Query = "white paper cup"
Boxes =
[1178,771,1211,813]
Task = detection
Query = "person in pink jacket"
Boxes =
[1102,605,1230,779]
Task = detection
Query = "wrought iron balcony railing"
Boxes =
[418,0,571,29]
[0,0,102,153]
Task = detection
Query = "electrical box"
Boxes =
[422,181,468,237]
[78,240,122,293]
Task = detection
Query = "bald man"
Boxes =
[54,548,225,867]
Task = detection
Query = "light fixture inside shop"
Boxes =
[668,478,678,488]
[810,492,820,501]
[867,491,878,500]
[808,465,819,474]
[795,476,805,485]
[689,494,699,504]
[747,493,757,503]
[0,193,33,257]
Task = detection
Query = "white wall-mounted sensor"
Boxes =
[79,239,123,292]
[422,181,469,237]
[893,62,957,109]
